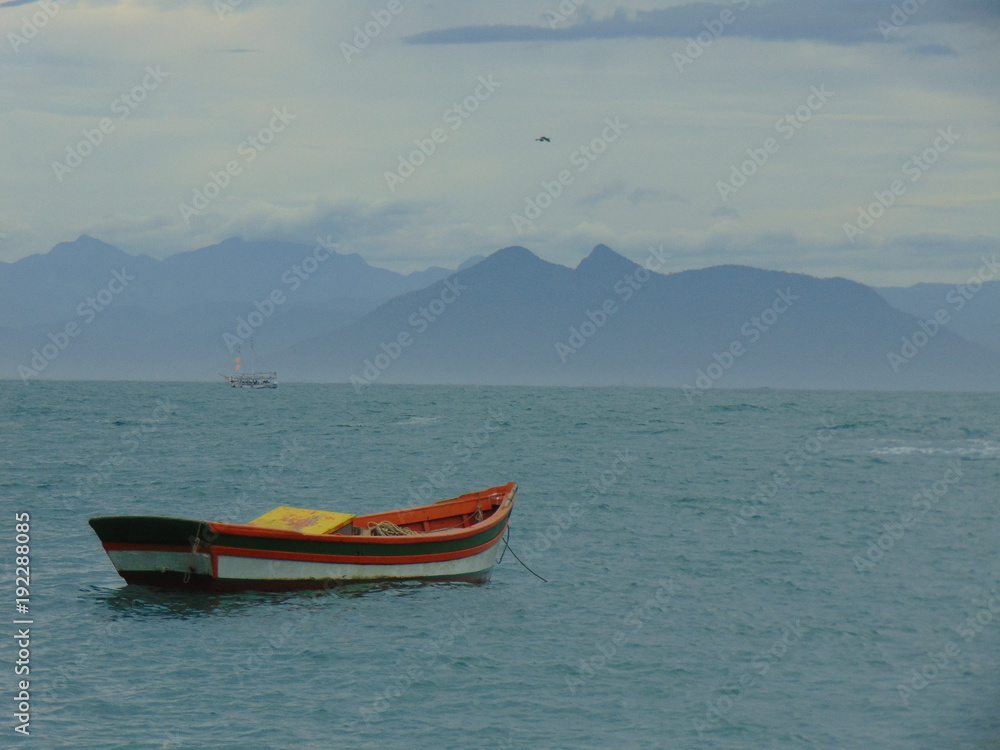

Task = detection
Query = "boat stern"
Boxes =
[88,516,215,586]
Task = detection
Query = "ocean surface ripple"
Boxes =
[3,382,998,749]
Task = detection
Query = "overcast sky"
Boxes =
[1,0,997,284]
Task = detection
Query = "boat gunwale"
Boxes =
[88,483,516,590]
[90,483,516,547]
[209,482,515,544]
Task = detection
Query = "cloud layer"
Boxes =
[405,1,999,45]
[1,0,997,285]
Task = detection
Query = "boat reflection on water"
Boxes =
[90,577,466,619]
[91,584,299,619]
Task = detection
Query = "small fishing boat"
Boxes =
[88,483,516,592]
[221,341,277,389]
[222,371,277,389]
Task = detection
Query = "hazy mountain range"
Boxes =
[1,236,997,391]
[0,235,473,381]
[876,281,1000,355]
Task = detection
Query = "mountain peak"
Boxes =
[462,245,571,292]
[475,245,555,274]
[589,243,617,257]
[48,235,129,260]
[487,245,541,263]
[576,243,641,276]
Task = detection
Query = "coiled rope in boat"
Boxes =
[367,520,417,536]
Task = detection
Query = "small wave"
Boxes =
[709,403,766,412]
[870,440,1000,458]
[394,416,442,426]
[826,420,889,430]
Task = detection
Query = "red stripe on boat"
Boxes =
[211,535,504,566]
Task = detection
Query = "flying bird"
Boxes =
[535,136,551,142]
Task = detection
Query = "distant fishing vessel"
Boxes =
[223,371,277,389]
[221,342,277,389]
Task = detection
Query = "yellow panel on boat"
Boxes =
[247,507,355,535]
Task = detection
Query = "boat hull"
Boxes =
[222,372,277,389]
[89,483,515,592]
[106,544,501,591]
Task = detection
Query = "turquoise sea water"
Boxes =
[2,382,999,749]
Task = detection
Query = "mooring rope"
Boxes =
[367,520,417,536]
[502,525,547,582]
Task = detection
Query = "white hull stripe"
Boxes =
[218,544,502,580]
[108,545,502,582]
[108,550,213,577]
